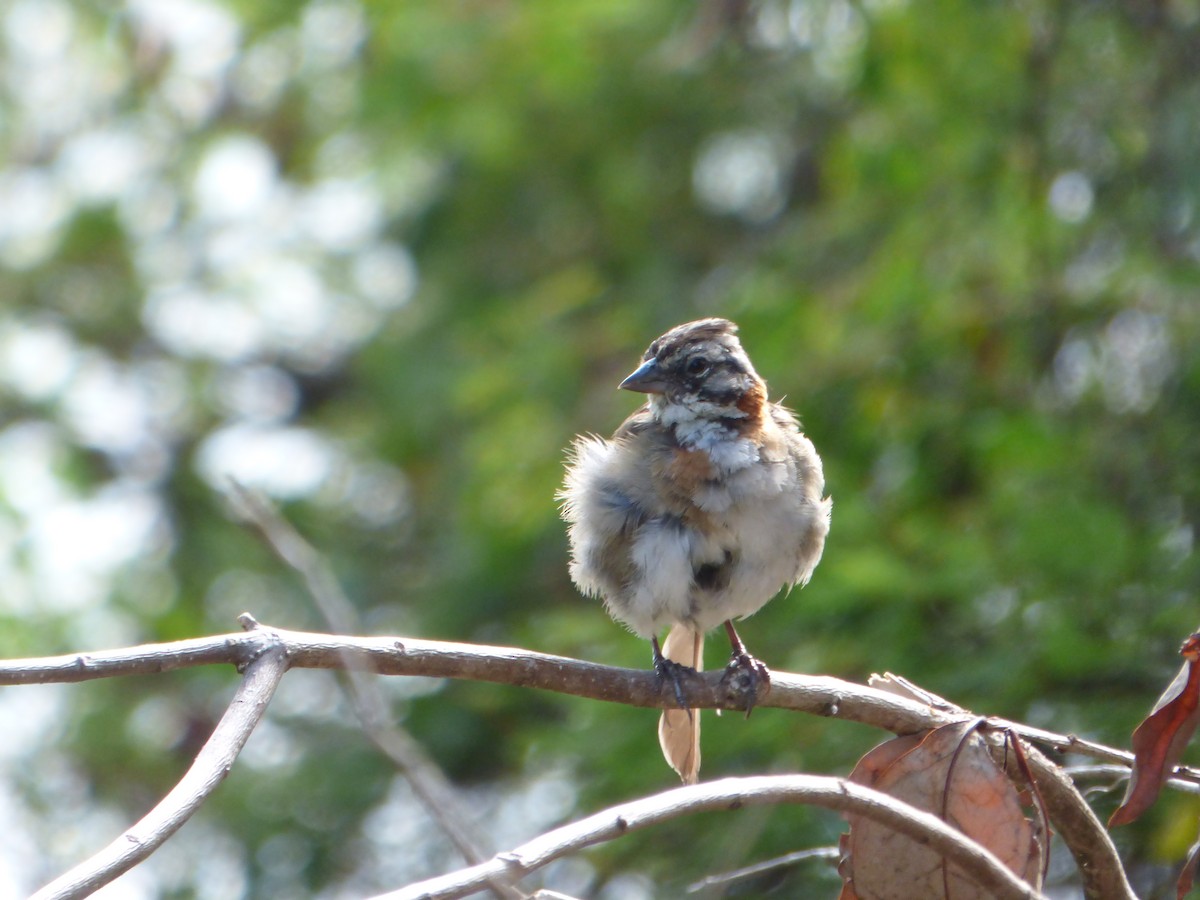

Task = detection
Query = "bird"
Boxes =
[559,317,831,783]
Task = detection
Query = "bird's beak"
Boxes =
[619,359,668,394]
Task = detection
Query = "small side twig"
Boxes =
[685,845,839,893]
[29,638,288,900]
[372,775,1048,900]
[227,483,521,900]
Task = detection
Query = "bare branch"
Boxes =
[29,639,288,900]
[0,632,262,684]
[0,630,1003,727]
[0,627,1187,782]
[372,775,1048,900]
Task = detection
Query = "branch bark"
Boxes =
[371,775,1048,900]
[28,640,288,900]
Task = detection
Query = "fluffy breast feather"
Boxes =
[560,400,830,638]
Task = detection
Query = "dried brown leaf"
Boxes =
[841,721,1043,900]
[1109,633,1200,828]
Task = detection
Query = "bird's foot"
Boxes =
[720,651,771,717]
[651,636,697,714]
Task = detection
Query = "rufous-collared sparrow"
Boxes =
[559,318,831,782]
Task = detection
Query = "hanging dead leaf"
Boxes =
[840,720,1044,900]
[1109,632,1200,828]
[837,734,924,900]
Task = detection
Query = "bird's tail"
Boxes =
[658,624,703,784]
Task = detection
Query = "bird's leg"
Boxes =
[721,620,771,716]
[651,635,694,714]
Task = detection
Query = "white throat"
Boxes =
[650,395,759,473]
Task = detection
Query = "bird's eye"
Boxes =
[685,357,710,376]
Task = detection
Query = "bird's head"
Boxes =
[620,318,766,424]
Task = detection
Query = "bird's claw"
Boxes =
[655,654,696,713]
[652,640,697,714]
[720,651,771,717]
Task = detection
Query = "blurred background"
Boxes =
[1,0,1198,896]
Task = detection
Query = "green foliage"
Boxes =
[1,0,1199,895]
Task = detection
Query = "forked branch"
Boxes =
[28,640,288,900]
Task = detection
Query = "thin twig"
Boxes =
[371,775,1048,900]
[685,845,839,893]
[1063,764,1133,801]
[29,635,288,900]
[1064,764,1132,782]
[226,483,520,899]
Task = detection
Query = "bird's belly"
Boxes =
[619,492,815,636]
[692,501,808,630]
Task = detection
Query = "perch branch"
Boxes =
[372,775,1048,900]
[29,639,288,900]
[0,628,1179,779]
[0,632,1164,758]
